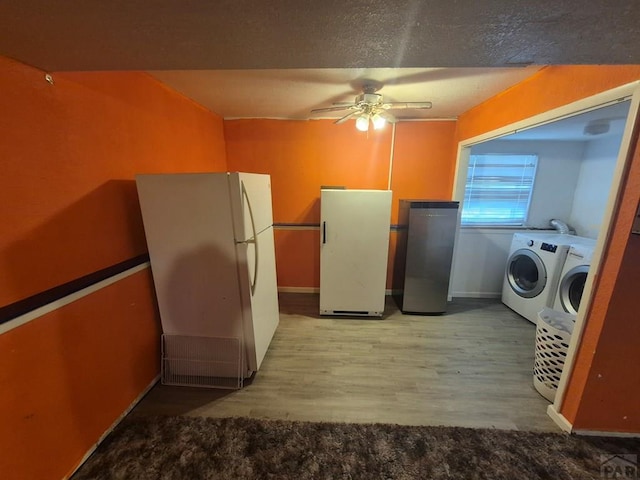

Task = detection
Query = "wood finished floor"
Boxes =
[131,293,560,432]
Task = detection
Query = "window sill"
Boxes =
[459,226,556,233]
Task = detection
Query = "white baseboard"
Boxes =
[450,292,502,299]
[546,405,573,433]
[277,286,319,294]
[278,287,398,295]
[65,374,160,479]
[547,405,640,437]
[573,429,640,438]
[277,288,503,299]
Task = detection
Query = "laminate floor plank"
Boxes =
[131,294,560,431]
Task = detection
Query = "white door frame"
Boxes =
[452,81,640,432]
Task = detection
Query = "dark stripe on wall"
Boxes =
[274,222,404,231]
[273,223,321,228]
[0,253,150,325]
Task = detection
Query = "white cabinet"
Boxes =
[319,189,392,317]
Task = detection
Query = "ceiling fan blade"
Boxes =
[310,105,355,114]
[376,110,397,124]
[334,110,361,125]
[383,102,433,110]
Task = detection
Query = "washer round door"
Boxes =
[557,265,589,314]
[506,248,547,298]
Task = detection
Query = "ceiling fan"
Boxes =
[310,82,432,131]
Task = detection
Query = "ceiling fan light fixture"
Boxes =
[355,114,370,132]
[371,113,386,130]
[311,83,431,129]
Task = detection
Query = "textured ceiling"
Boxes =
[2,1,639,71]
[149,67,542,120]
[2,1,638,127]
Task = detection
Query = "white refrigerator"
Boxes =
[319,189,392,317]
[136,172,279,388]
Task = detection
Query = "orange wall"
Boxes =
[225,119,457,288]
[390,121,457,222]
[456,65,640,433]
[224,119,392,223]
[274,229,320,288]
[567,128,640,432]
[0,271,160,480]
[0,56,227,479]
[455,66,640,142]
[0,58,227,305]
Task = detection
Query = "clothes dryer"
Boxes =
[502,233,572,324]
[553,241,596,315]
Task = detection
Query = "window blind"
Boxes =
[462,154,538,226]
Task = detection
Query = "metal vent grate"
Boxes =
[161,334,244,389]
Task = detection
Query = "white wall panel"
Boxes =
[569,135,623,239]
[449,228,516,298]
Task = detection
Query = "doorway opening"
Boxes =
[450,81,640,431]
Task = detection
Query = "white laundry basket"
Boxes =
[533,307,576,402]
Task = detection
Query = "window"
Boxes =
[461,153,538,226]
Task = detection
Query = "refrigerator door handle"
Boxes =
[238,181,259,296]
[322,221,326,244]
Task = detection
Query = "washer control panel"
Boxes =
[540,242,558,253]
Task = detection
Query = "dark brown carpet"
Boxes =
[72,415,639,480]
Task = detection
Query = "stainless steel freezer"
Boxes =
[393,200,459,314]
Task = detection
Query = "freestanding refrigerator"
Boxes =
[393,200,459,314]
[320,189,392,317]
[136,172,280,389]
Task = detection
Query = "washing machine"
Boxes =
[502,233,574,324]
[553,241,596,315]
